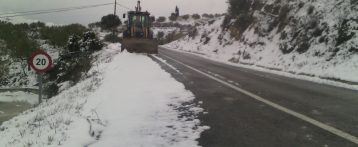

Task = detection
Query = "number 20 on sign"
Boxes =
[29,50,52,73]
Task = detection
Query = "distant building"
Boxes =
[175,6,179,17]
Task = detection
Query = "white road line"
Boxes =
[151,55,182,74]
[161,54,358,145]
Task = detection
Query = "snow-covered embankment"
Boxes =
[163,11,358,90]
[0,43,207,147]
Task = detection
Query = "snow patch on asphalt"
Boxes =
[0,43,206,147]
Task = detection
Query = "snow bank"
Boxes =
[0,91,38,105]
[80,50,206,147]
[164,7,358,89]
[0,43,206,147]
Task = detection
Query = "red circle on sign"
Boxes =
[29,50,53,73]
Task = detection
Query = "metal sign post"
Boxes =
[38,73,43,104]
[29,51,52,105]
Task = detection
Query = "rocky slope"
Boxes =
[164,0,358,84]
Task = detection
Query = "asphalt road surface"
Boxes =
[152,47,358,147]
[0,102,31,125]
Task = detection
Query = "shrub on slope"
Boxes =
[45,31,103,97]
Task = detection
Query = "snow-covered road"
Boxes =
[0,43,207,147]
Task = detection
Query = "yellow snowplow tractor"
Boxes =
[121,0,158,54]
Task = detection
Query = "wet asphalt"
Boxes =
[152,47,358,147]
[0,102,31,125]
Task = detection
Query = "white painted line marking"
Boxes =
[161,54,358,145]
[151,55,182,74]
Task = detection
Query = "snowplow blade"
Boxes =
[122,38,158,54]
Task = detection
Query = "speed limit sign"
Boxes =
[29,50,52,73]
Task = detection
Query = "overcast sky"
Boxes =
[0,0,228,25]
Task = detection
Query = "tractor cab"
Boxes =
[121,0,158,54]
[124,11,152,38]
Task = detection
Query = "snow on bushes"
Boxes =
[164,0,358,87]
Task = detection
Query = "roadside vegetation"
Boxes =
[0,20,103,99]
[89,14,122,43]
[162,0,358,84]
[156,31,185,45]
[45,31,103,97]
[0,55,9,85]
[223,0,357,57]
[0,21,89,60]
[104,33,121,43]
[39,24,88,47]
[0,21,39,60]
[88,14,122,31]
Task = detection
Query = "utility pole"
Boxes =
[114,0,117,15]
[113,0,117,35]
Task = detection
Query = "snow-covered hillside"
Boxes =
[164,0,358,86]
[0,43,207,147]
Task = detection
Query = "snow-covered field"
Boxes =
[0,91,38,105]
[0,12,55,26]
[0,43,207,147]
